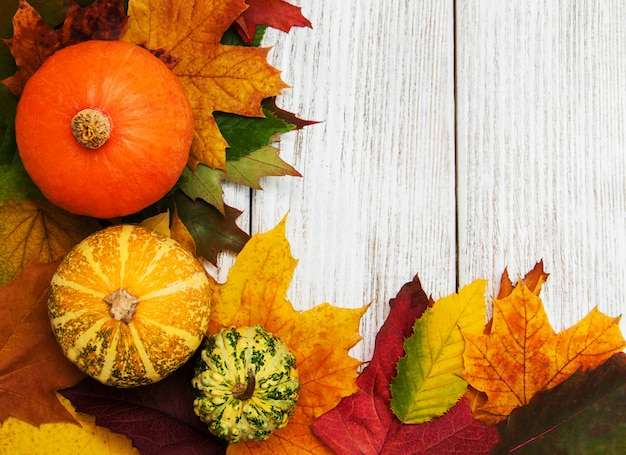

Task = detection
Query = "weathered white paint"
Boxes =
[220,0,625,361]
[456,1,626,335]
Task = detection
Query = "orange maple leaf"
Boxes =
[207,217,366,455]
[461,266,625,423]
[121,0,288,171]
[0,260,86,426]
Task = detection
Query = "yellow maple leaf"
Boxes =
[208,216,366,455]
[121,0,288,171]
[461,271,625,423]
[0,393,139,454]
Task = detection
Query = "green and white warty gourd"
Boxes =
[192,325,300,442]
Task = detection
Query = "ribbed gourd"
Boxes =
[192,325,300,442]
[48,224,211,387]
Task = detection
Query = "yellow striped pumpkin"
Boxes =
[48,224,211,387]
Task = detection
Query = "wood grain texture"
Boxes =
[255,0,456,362]
[456,1,626,334]
[220,0,625,361]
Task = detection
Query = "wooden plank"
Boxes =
[456,1,626,336]
[252,0,457,362]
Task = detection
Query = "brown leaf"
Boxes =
[1,0,127,96]
[0,199,101,286]
[0,259,86,426]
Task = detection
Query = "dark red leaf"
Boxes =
[61,358,227,455]
[262,97,318,130]
[235,0,311,43]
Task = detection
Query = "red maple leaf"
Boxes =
[311,275,500,454]
[234,0,312,43]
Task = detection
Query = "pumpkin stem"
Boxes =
[104,288,140,324]
[70,108,111,149]
[232,368,256,401]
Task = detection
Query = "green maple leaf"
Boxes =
[179,165,226,214]
[493,352,626,454]
[180,107,300,212]
[226,146,301,189]
[390,280,487,423]
[218,108,295,160]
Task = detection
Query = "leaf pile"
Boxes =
[313,262,626,454]
[311,276,500,454]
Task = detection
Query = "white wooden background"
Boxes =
[219,0,626,363]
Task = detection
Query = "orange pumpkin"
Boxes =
[48,224,211,387]
[15,40,194,219]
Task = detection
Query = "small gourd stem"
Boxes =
[233,368,256,401]
[104,288,140,324]
[70,108,111,149]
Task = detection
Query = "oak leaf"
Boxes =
[0,393,139,454]
[0,199,100,286]
[311,276,500,454]
[234,0,312,43]
[0,259,86,426]
[1,0,127,96]
[461,268,626,423]
[208,216,367,454]
[390,280,487,423]
[121,0,288,171]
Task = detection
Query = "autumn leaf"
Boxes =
[170,207,198,255]
[311,276,500,454]
[180,165,227,215]
[262,97,319,131]
[0,392,139,454]
[207,216,366,454]
[218,108,295,161]
[234,0,312,43]
[0,259,86,426]
[390,280,487,424]
[122,0,288,171]
[0,199,100,286]
[497,260,549,300]
[466,261,551,425]
[139,209,197,254]
[139,210,171,236]
[0,84,42,203]
[171,191,249,265]
[226,146,301,189]
[493,352,626,454]
[461,268,626,423]
[62,361,228,455]
[1,0,127,96]
[181,108,300,212]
